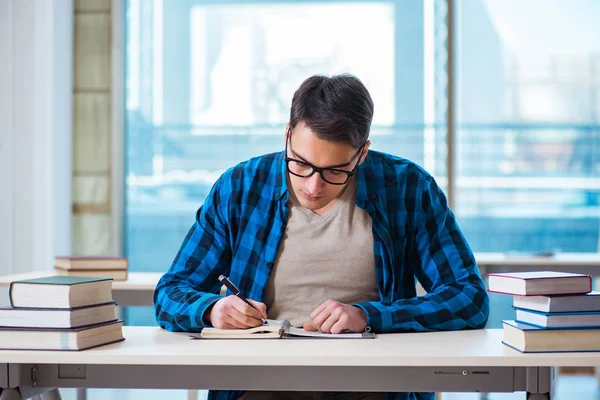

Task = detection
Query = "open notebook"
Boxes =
[190,319,375,339]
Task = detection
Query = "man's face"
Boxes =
[285,121,370,214]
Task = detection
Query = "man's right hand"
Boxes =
[208,295,267,329]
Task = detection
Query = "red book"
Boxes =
[488,271,592,296]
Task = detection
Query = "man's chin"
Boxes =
[299,199,330,211]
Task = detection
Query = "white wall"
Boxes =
[0,0,73,275]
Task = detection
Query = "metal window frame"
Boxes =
[111,0,126,257]
[447,0,456,209]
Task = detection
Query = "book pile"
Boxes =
[55,256,129,281]
[488,271,600,353]
[0,276,124,351]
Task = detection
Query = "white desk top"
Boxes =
[475,252,600,267]
[0,272,162,291]
[0,327,599,367]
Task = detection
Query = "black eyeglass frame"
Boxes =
[284,128,365,185]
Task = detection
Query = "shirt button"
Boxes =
[266,262,274,268]
[370,194,378,202]
[280,225,286,231]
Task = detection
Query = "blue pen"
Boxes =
[218,275,267,324]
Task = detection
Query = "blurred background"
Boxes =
[1,0,599,398]
[123,0,600,326]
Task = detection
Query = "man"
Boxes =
[154,74,490,400]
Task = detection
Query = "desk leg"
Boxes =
[0,389,22,400]
[38,389,62,400]
[526,366,554,400]
[526,394,550,400]
[187,390,198,400]
[75,388,87,400]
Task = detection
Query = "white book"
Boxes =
[488,271,592,296]
[515,308,600,328]
[513,291,600,313]
[0,302,117,328]
[502,320,600,353]
[0,320,124,351]
[9,276,113,309]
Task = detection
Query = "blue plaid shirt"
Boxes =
[154,150,490,400]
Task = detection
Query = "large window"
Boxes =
[456,0,600,253]
[125,0,443,274]
[125,0,600,325]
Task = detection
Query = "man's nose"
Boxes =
[306,172,325,193]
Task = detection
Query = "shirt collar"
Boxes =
[356,152,379,205]
[276,151,289,201]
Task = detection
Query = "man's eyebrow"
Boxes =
[290,149,353,169]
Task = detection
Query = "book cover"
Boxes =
[513,308,600,317]
[55,256,128,271]
[490,271,590,280]
[0,320,125,351]
[513,308,600,329]
[513,291,600,313]
[9,276,114,309]
[11,276,113,286]
[501,341,600,354]
[502,319,600,353]
[0,302,117,328]
[54,268,128,281]
[488,271,592,296]
[503,319,600,331]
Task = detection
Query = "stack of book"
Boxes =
[0,276,124,351]
[55,256,129,281]
[488,271,600,353]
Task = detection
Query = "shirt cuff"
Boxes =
[194,293,225,329]
[353,302,381,332]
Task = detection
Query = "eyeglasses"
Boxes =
[284,129,365,185]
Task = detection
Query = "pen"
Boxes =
[218,275,267,324]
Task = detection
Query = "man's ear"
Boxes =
[358,140,371,165]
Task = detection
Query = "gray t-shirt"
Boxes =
[264,177,380,327]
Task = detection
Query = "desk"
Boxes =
[2,327,599,400]
[0,272,162,307]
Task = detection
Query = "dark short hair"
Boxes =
[289,74,374,149]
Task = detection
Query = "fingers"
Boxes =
[310,300,337,332]
[307,300,366,334]
[228,310,263,328]
[219,320,246,330]
[320,312,344,333]
[309,301,328,320]
[228,297,264,325]
[329,316,351,334]
[303,322,318,331]
[248,299,268,319]
[229,297,262,318]
[210,296,267,329]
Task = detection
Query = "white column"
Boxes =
[0,0,73,275]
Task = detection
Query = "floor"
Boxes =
[54,374,600,400]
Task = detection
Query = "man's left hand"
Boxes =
[303,300,368,334]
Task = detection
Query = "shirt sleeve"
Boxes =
[354,176,490,333]
[153,177,229,332]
